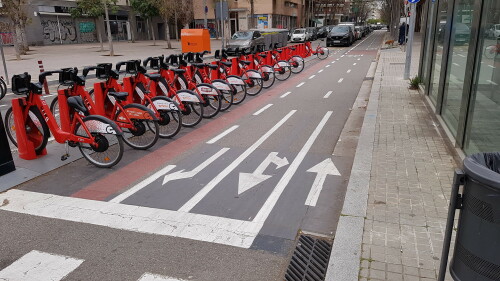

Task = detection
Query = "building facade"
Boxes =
[193,0,304,36]
[419,0,500,154]
[0,0,176,46]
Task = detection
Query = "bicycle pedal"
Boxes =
[61,153,70,161]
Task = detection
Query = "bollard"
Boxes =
[38,60,50,95]
[0,109,16,176]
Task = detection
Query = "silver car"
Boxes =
[227,30,265,51]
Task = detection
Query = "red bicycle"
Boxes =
[5,72,124,167]
[305,40,329,60]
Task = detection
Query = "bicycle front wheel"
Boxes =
[0,78,6,100]
[226,76,247,105]
[197,83,221,118]
[274,62,292,81]
[147,96,182,139]
[212,79,233,112]
[317,47,329,60]
[175,89,204,127]
[5,106,50,154]
[75,116,124,168]
[118,104,160,150]
[242,70,263,96]
[484,45,496,59]
[260,66,276,89]
[289,56,305,74]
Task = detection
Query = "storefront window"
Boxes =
[464,0,500,153]
[441,0,475,136]
[429,0,450,105]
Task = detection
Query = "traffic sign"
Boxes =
[408,0,420,3]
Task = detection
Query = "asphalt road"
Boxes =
[0,31,385,281]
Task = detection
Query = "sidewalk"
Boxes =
[326,34,459,281]
[0,39,223,81]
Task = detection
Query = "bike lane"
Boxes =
[6,32,385,254]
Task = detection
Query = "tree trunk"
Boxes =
[165,18,172,49]
[14,24,26,57]
[97,16,104,51]
[13,28,22,60]
[128,9,136,43]
[20,22,29,52]
[174,12,179,40]
[250,0,255,29]
[150,19,156,46]
[104,3,114,56]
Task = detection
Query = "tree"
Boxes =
[71,0,117,55]
[130,0,158,45]
[153,0,192,48]
[0,0,29,60]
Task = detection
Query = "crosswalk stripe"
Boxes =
[0,250,84,281]
[138,273,186,281]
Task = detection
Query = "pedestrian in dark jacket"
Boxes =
[399,23,407,45]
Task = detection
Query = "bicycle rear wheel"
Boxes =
[242,70,263,96]
[175,89,204,127]
[484,45,496,59]
[212,80,233,111]
[75,116,124,168]
[274,62,292,81]
[289,56,305,74]
[260,66,276,89]
[0,78,6,100]
[118,104,160,150]
[147,96,182,139]
[226,75,247,105]
[4,106,50,154]
[197,83,221,118]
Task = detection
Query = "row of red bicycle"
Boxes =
[4,41,329,168]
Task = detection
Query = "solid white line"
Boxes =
[280,91,292,98]
[353,63,357,66]
[309,75,316,79]
[296,82,305,87]
[110,165,177,203]
[338,78,344,83]
[206,125,239,144]
[323,91,333,98]
[138,273,186,281]
[347,69,351,73]
[179,110,297,212]
[253,111,333,223]
[253,104,273,116]
[0,250,84,281]
[487,80,498,85]
[318,69,324,73]
[0,190,263,248]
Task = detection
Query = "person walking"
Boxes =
[399,23,407,45]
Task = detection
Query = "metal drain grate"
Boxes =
[284,235,332,281]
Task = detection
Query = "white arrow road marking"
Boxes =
[305,158,341,207]
[238,152,289,195]
[206,125,239,144]
[253,111,333,223]
[162,147,230,185]
[0,250,84,281]
[179,110,297,212]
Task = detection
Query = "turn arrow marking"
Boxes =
[238,152,289,195]
[162,148,230,185]
[305,158,341,207]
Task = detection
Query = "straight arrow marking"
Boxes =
[179,110,297,212]
[238,152,289,195]
[305,158,341,207]
[162,147,230,185]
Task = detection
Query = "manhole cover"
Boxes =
[284,235,332,281]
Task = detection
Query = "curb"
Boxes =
[324,42,384,281]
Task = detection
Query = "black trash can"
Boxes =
[449,152,500,281]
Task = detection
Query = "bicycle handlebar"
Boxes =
[82,66,103,77]
[39,70,63,84]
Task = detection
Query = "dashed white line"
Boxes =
[340,55,345,58]
[0,105,6,107]
[347,69,351,73]
[331,60,336,63]
[452,63,460,67]
[488,65,496,69]
[353,63,357,66]
[338,78,344,83]
[280,91,292,98]
[318,69,324,73]
[253,104,273,116]
[323,91,333,98]
[487,80,498,85]
[206,125,240,144]
[357,58,361,61]
[296,82,305,88]
[457,54,466,58]
[326,65,330,68]
[309,75,316,79]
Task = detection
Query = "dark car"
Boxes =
[317,26,330,38]
[307,27,317,41]
[327,25,354,47]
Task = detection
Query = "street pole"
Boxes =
[220,0,224,48]
[0,36,9,85]
[203,0,208,29]
[104,1,114,56]
[404,3,416,80]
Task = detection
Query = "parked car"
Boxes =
[306,27,317,41]
[227,30,264,54]
[454,23,470,45]
[290,28,307,43]
[487,24,500,39]
[338,22,356,40]
[327,25,354,47]
[317,26,330,38]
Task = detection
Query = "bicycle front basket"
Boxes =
[96,63,112,79]
[59,68,76,86]
[11,73,31,95]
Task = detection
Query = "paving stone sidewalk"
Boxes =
[358,36,459,280]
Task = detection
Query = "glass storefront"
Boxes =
[420,0,500,154]
[464,0,500,153]
[441,0,476,136]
